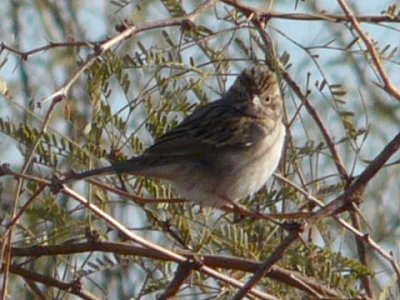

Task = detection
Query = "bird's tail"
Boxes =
[62,157,141,184]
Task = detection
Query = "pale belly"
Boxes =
[170,122,285,207]
[221,121,285,200]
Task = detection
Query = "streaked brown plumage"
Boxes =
[65,65,285,207]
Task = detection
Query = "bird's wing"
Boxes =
[143,100,268,157]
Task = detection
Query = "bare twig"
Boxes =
[337,0,400,101]
[159,262,195,299]
[220,0,400,23]
[310,131,400,222]
[8,264,100,300]
[38,0,216,106]
[0,41,89,59]
[350,211,375,298]
[86,177,186,205]
[335,217,400,289]
[281,70,349,178]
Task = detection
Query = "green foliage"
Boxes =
[287,244,371,297]
[0,118,92,167]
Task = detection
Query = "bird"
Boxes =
[63,65,285,208]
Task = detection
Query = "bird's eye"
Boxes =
[264,95,272,103]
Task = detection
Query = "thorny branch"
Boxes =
[310,131,400,222]
[337,0,400,101]
[8,264,99,300]
[220,0,400,23]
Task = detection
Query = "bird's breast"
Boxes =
[221,121,286,200]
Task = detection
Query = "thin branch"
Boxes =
[3,5,398,69]
[337,0,400,101]
[335,217,400,289]
[310,131,400,221]
[275,173,400,286]
[24,279,47,300]
[267,13,400,23]
[350,211,375,298]
[38,0,216,106]
[233,224,302,299]
[158,262,195,299]
[8,264,100,300]
[86,178,186,205]
[0,41,89,60]
[0,95,62,299]
[220,1,400,23]
[6,184,46,229]
[281,70,349,178]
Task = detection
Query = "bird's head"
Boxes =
[226,65,283,120]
